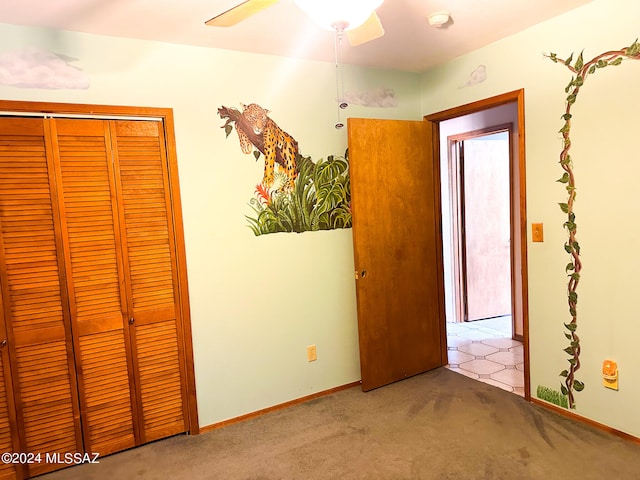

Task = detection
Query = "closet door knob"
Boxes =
[129,317,135,325]
[0,339,6,348]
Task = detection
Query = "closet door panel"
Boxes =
[136,319,185,440]
[0,300,19,480]
[0,117,82,477]
[52,119,137,454]
[0,370,16,480]
[113,120,188,442]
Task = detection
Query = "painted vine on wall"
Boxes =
[544,39,640,409]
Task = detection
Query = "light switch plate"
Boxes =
[532,223,544,242]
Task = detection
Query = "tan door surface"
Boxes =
[462,136,511,321]
[348,118,445,392]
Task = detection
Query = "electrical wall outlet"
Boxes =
[307,344,317,362]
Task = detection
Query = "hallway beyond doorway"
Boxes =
[445,316,524,396]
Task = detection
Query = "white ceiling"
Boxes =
[0,0,593,72]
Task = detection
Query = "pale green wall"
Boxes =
[420,0,640,437]
[0,22,421,427]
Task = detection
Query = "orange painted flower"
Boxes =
[255,183,272,205]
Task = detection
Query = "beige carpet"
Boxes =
[41,367,640,479]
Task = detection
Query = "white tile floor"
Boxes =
[445,316,525,397]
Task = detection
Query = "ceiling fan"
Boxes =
[205,0,385,46]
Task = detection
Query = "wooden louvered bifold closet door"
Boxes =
[0,295,19,480]
[50,118,137,456]
[111,120,188,442]
[0,114,192,479]
[0,117,83,479]
[50,118,189,446]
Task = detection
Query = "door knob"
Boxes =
[129,317,135,325]
[0,339,6,348]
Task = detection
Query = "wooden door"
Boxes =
[0,109,195,479]
[0,117,83,478]
[0,293,19,480]
[461,135,512,321]
[50,118,138,455]
[52,118,191,447]
[348,118,445,391]
[111,120,190,442]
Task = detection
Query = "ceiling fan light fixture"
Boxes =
[295,0,384,31]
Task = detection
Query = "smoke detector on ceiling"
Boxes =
[427,11,450,28]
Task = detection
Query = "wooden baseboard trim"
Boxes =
[199,381,362,434]
[530,397,640,445]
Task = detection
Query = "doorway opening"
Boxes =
[426,90,529,399]
[449,126,513,326]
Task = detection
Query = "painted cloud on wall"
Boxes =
[460,64,487,88]
[0,47,89,89]
[343,87,398,108]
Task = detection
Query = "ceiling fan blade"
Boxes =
[205,0,279,27]
[346,11,385,46]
